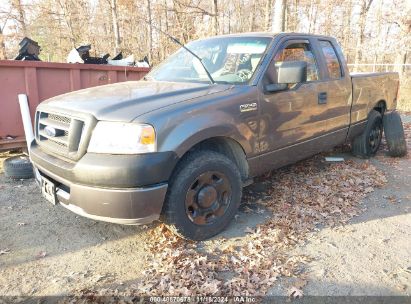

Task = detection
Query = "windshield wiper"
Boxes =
[142,21,215,84]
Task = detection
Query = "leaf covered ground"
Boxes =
[76,139,399,299]
[2,122,409,301]
[75,118,411,299]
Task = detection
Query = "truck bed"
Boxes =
[350,72,399,124]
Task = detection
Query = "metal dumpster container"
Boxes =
[0,60,149,151]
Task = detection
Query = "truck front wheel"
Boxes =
[161,150,242,241]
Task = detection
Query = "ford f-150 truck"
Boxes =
[30,33,405,240]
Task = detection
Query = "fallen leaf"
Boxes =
[293,278,308,289]
[244,227,254,234]
[0,248,11,255]
[364,187,374,193]
[289,286,304,299]
[36,251,47,259]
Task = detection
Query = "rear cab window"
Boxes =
[319,40,342,79]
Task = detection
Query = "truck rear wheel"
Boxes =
[161,150,242,241]
[383,111,407,157]
[352,110,383,158]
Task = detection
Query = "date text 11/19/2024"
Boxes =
[148,296,257,302]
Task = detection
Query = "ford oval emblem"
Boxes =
[44,126,57,137]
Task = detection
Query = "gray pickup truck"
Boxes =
[31,33,405,240]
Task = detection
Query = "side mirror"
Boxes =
[265,61,307,92]
[265,83,288,92]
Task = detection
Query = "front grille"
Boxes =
[36,111,86,160]
[47,113,71,125]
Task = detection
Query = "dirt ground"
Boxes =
[0,118,410,298]
[268,156,411,296]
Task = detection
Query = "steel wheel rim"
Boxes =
[185,171,232,226]
[369,120,382,153]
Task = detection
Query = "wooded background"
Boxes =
[0,0,410,108]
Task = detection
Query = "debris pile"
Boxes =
[67,45,149,67]
[13,37,149,67]
[14,37,41,61]
[67,44,109,65]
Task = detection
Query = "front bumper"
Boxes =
[34,167,167,224]
[31,142,176,225]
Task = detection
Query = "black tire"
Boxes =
[383,111,407,157]
[3,155,34,179]
[352,110,383,158]
[161,150,242,241]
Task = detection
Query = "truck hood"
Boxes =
[40,81,230,121]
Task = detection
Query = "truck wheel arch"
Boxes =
[172,136,249,182]
[373,100,387,115]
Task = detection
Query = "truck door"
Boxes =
[257,38,329,158]
[315,39,352,138]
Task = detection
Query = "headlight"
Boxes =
[88,122,156,154]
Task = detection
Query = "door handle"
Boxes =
[318,92,327,104]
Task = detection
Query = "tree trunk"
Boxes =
[272,0,286,32]
[228,3,231,34]
[110,0,121,54]
[161,0,168,61]
[308,0,317,33]
[249,1,256,32]
[164,0,169,32]
[212,0,218,35]
[395,51,407,77]
[264,0,272,31]
[12,0,27,36]
[0,27,6,60]
[354,0,373,71]
[147,0,153,63]
[342,0,352,58]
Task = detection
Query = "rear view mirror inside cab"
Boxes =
[265,61,307,92]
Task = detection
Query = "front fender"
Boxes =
[158,110,254,158]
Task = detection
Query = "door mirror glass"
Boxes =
[276,60,307,84]
[264,61,307,92]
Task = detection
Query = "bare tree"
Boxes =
[0,6,9,59]
[11,0,26,36]
[212,0,218,35]
[110,0,121,54]
[0,26,6,59]
[264,0,273,31]
[55,0,79,47]
[307,0,318,33]
[0,0,409,77]
[394,18,410,77]
[272,0,286,32]
[147,0,153,63]
[354,0,374,71]
[249,1,256,32]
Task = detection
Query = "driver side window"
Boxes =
[273,42,319,83]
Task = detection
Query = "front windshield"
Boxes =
[147,36,272,85]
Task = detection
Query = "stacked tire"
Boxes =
[383,111,407,157]
[3,155,34,179]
